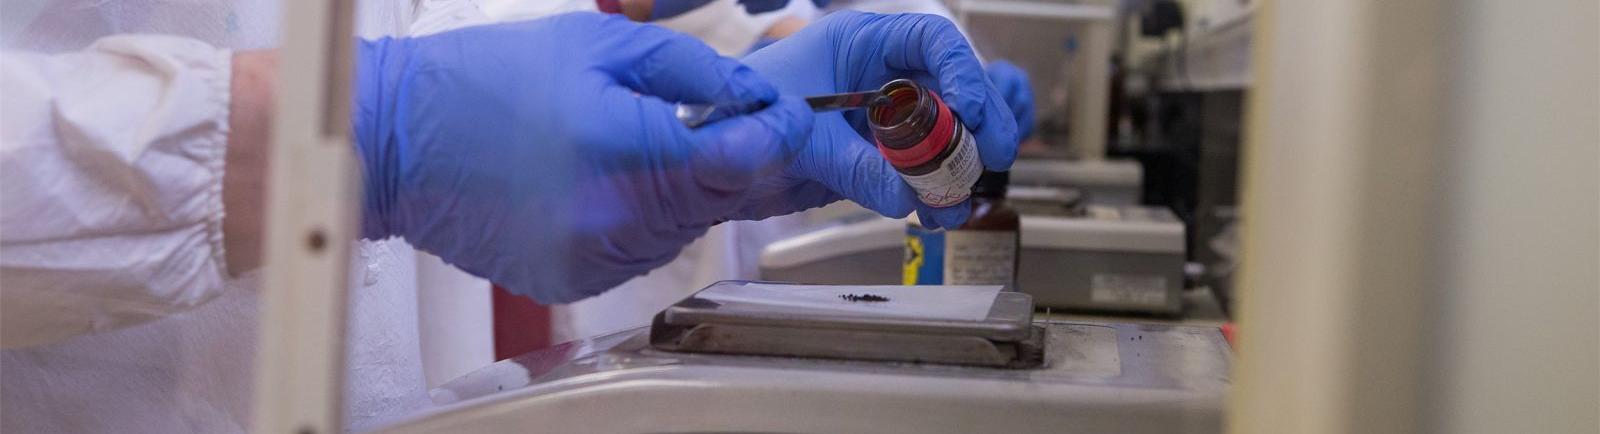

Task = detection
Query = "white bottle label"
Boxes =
[899,124,982,208]
[943,230,1018,285]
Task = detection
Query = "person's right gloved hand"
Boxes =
[734,12,1020,229]
[354,13,812,303]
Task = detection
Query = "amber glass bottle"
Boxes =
[868,79,982,208]
[945,170,1021,289]
[903,171,1021,289]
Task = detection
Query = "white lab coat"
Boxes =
[0,0,855,430]
[0,0,495,432]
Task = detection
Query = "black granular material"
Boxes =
[839,293,890,302]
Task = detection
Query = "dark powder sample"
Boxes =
[839,293,890,302]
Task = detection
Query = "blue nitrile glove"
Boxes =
[986,60,1035,142]
[355,13,813,303]
[735,12,1019,229]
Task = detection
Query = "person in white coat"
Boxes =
[0,0,1020,432]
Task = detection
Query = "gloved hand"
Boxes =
[986,60,1035,142]
[737,12,1019,229]
[355,13,813,303]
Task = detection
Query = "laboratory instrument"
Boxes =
[956,0,1115,159]
[1018,205,1186,314]
[762,201,1186,314]
[1009,158,1143,206]
[650,282,1042,367]
[378,281,1230,433]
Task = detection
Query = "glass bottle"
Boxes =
[903,171,1021,289]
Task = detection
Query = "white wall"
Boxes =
[1231,0,1598,433]
[1429,1,1600,432]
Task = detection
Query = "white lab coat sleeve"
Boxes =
[0,35,234,349]
[825,0,982,61]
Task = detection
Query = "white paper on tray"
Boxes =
[695,282,1003,321]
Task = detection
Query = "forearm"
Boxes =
[223,50,278,275]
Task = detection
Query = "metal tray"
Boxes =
[650,281,1044,368]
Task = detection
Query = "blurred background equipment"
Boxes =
[1108,0,1251,311]
[760,201,1187,315]
[955,0,1116,159]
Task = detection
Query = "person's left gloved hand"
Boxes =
[735,11,1019,229]
[986,60,1035,142]
[355,13,812,303]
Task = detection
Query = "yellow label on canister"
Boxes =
[903,235,924,284]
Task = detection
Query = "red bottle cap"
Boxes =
[874,90,956,169]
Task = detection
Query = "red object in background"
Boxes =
[492,285,552,361]
[594,0,622,14]
[1220,322,1237,348]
